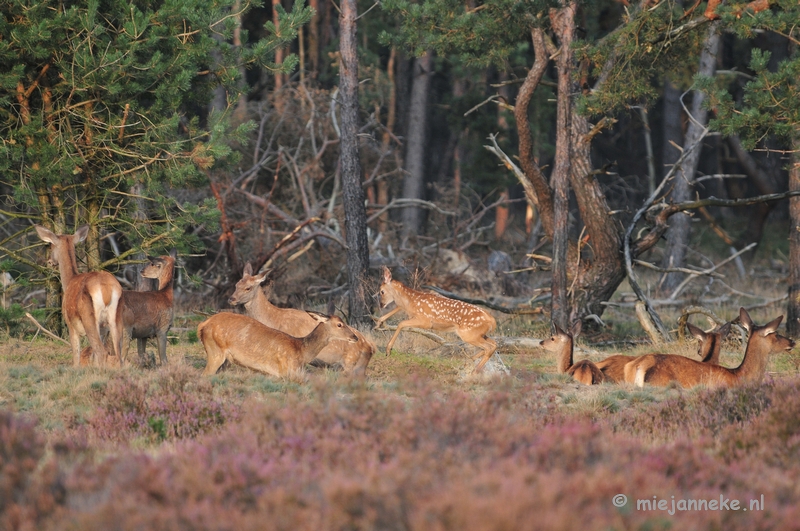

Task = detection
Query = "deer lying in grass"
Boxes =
[375,267,497,372]
[594,321,732,383]
[198,311,359,378]
[228,263,375,376]
[118,251,177,366]
[540,320,604,385]
[623,307,794,388]
[35,225,123,367]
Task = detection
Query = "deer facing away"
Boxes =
[198,311,359,378]
[375,267,497,372]
[594,321,731,383]
[623,307,794,388]
[228,263,375,376]
[35,225,123,367]
[539,320,604,385]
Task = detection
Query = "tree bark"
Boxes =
[660,21,721,293]
[401,51,433,237]
[339,0,371,325]
[788,148,800,337]
[550,3,576,329]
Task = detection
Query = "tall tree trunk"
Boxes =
[660,21,721,293]
[308,0,320,80]
[789,148,800,337]
[550,3,575,329]
[339,0,370,325]
[401,51,432,237]
[273,0,284,91]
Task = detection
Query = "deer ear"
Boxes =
[306,310,329,323]
[552,323,565,336]
[243,263,253,276]
[717,322,731,338]
[383,266,392,283]
[570,319,582,339]
[686,322,705,341]
[34,225,58,244]
[74,225,90,243]
[169,248,177,260]
[254,269,270,285]
[738,307,753,332]
[761,315,783,336]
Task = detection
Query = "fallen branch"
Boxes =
[669,242,756,300]
[25,312,69,346]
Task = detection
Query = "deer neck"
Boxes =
[249,288,278,321]
[700,335,720,363]
[298,324,330,363]
[392,281,416,309]
[56,244,80,291]
[731,334,771,383]
[556,337,574,374]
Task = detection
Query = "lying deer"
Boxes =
[624,307,794,388]
[595,321,731,383]
[540,320,604,385]
[228,263,375,376]
[198,311,359,378]
[35,225,123,367]
[118,251,177,366]
[375,267,497,372]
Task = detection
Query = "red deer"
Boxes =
[375,267,497,372]
[35,225,123,367]
[228,263,375,376]
[624,307,794,388]
[595,321,731,383]
[539,320,604,385]
[197,311,359,378]
[118,251,177,366]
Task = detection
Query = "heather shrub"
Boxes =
[87,365,236,444]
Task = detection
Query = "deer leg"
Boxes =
[385,317,430,355]
[157,331,168,366]
[471,337,497,373]
[374,306,401,329]
[202,340,227,376]
[68,327,82,367]
[136,338,147,366]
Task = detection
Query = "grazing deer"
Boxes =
[375,267,497,372]
[228,263,375,376]
[198,311,359,378]
[624,307,794,388]
[35,225,123,367]
[117,251,177,366]
[595,321,732,383]
[540,321,604,385]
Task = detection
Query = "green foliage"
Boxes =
[0,0,311,268]
[704,2,800,149]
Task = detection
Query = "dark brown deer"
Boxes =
[117,251,177,366]
[539,321,604,385]
[35,225,123,367]
[375,267,497,372]
[595,321,732,383]
[228,263,375,376]
[624,307,794,388]
[198,311,359,378]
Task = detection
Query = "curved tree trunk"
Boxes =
[339,0,370,324]
[660,22,721,293]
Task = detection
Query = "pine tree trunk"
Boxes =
[660,22,721,293]
[788,148,800,337]
[550,2,576,329]
[401,51,432,237]
[339,0,370,325]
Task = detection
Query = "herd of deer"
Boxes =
[34,226,795,389]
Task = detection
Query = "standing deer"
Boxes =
[540,320,604,385]
[198,311,359,378]
[375,267,497,372]
[228,263,375,376]
[35,225,123,367]
[118,251,177,366]
[624,307,794,388]
[594,321,732,383]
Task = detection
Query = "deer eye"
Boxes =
[246,287,251,291]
